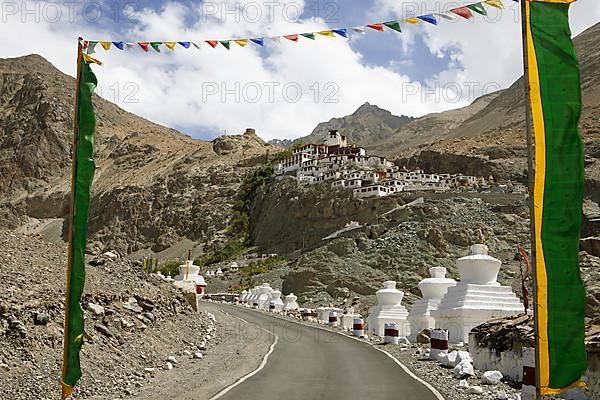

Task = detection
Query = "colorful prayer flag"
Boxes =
[367,24,385,32]
[484,0,504,9]
[164,42,177,51]
[100,41,111,51]
[87,41,98,54]
[317,30,335,37]
[178,41,191,48]
[235,39,249,47]
[284,34,299,42]
[450,6,473,19]
[384,21,403,32]
[526,0,587,395]
[418,14,438,25]
[206,40,219,48]
[112,41,124,50]
[467,3,488,15]
[150,42,162,52]
[220,40,230,50]
[403,18,419,24]
[250,38,264,46]
[138,42,149,52]
[333,29,348,38]
[301,33,316,40]
[61,54,98,400]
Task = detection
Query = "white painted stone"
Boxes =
[440,350,471,368]
[164,362,173,370]
[283,293,299,311]
[458,379,470,390]
[194,352,203,359]
[453,360,475,378]
[482,370,504,385]
[167,356,177,364]
[432,244,524,343]
[366,281,410,337]
[408,267,456,339]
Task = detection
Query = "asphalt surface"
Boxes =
[205,303,441,400]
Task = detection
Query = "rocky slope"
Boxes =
[391,22,600,201]
[0,55,275,256]
[298,102,415,149]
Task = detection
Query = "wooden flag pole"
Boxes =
[519,1,542,399]
[61,36,83,399]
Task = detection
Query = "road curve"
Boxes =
[203,302,442,400]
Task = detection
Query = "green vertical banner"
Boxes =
[526,0,587,395]
[61,56,98,399]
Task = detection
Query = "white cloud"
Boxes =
[1,0,598,140]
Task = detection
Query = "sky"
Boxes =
[0,0,599,140]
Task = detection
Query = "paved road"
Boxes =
[204,303,441,400]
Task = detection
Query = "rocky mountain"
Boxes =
[298,102,415,148]
[0,55,274,256]
[390,22,600,202]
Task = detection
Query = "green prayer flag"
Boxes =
[220,40,230,50]
[526,0,587,395]
[150,42,162,52]
[301,33,315,40]
[61,57,98,399]
[383,21,402,33]
[467,3,487,16]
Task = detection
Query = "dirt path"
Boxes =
[126,302,274,400]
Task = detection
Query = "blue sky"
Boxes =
[1,0,598,140]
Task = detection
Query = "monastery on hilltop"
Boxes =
[274,130,494,199]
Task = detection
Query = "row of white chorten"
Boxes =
[174,244,524,344]
[236,244,524,344]
[239,284,300,312]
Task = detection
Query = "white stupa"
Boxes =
[230,262,239,272]
[249,288,260,307]
[240,290,248,303]
[173,260,207,295]
[283,293,299,311]
[367,281,410,337]
[256,283,272,309]
[216,268,224,277]
[269,290,285,312]
[408,267,456,338]
[432,244,525,344]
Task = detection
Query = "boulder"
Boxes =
[453,360,475,378]
[468,386,484,395]
[481,370,503,385]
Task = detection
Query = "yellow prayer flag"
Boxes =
[403,18,419,24]
[484,0,504,9]
[100,41,111,50]
[164,42,177,51]
[235,39,249,47]
[82,53,103,65]
[317,30,335,37]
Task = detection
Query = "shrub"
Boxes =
[196,239,246,266]
[160,260,181,277]
[241,257,284,277]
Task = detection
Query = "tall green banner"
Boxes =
[526,0,587,394]
[61,55,98,399]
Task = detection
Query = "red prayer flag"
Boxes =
[284,34,299,42]
[450,6,473,19]
[367,24,385,32]
[206,40,219,48]
[138,42,149,52]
